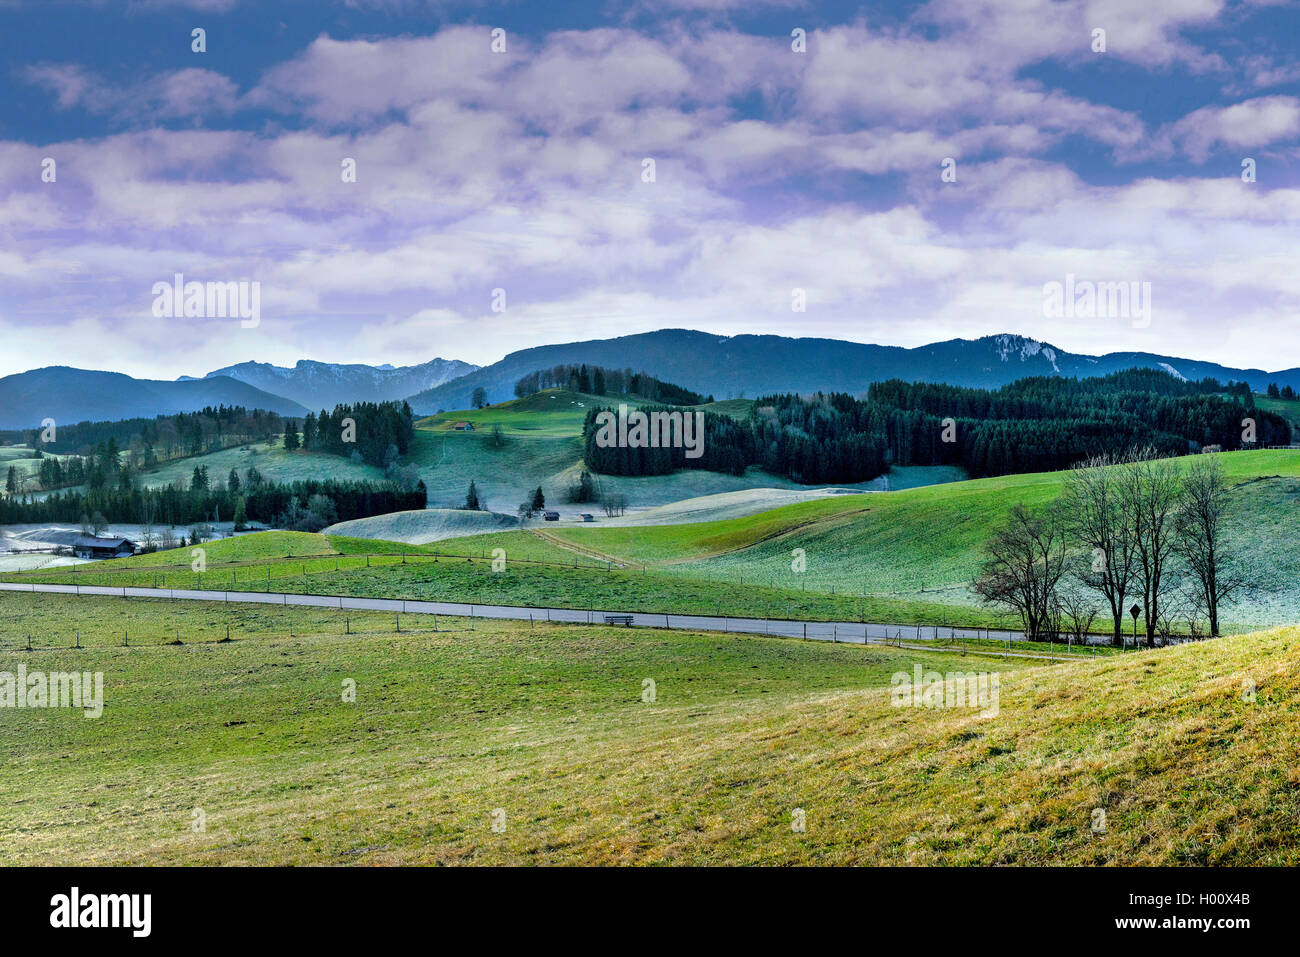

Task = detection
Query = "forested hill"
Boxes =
[513,364,709,406]
[582,368,1289,484]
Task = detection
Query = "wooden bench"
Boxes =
[603,614,634,627]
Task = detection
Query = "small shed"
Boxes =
[543,511,560,522]
[580,513,595,522]
[452,421,475,431]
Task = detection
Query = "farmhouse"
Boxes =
[452,422,475,431]
[543,511,560,521]
[72,536,138,560]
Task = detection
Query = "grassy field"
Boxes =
[0,445,76,487]
[1253,392,1300,432]
[9,448,1300,633]
[2,533,1024,629]
[2,590,1291,865]
[522,449,1300,627]
[0,590,1028,865]
[419,388,604,436]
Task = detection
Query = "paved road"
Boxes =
[0,580,1088,662]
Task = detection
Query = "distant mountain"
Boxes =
[404,330,1291,413]
[0,367,309,431]
[6,333,1296,431]
[191,358,477,411]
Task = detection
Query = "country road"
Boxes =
[0,580,1104,662]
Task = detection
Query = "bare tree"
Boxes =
[1062,452,1138,645]
[1175,454,1249,637]
[1121,450,1182,648]
[974,503,1067,640]
[1177,584,1209,640]
[139,494,158,549]
[1056,577,1101,646]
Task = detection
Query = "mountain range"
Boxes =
[4,332,1300,430]
[185,357,476,411]
[0,367,308,431]
[402,330,1296,413]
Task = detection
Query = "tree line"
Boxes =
[291,401,415,468]
[1,405,289,464]
[581,405,753,476]
[577,369,1288,484]
[974,449,1248,646]
[514,364,709,405]
[0,462,425,532]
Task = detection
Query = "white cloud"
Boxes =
[1161,96,1300,162]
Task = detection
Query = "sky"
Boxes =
[1,0,1299,379]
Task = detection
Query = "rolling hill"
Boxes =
[457,448,1300,629]
[14,449,1299,634]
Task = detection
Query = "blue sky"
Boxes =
[2,0,1299,378]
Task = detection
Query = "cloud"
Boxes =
[21,64,239,123]
[1161,95,1300,162]
[4,7,1300,376]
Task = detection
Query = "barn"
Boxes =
[73,536,138,560]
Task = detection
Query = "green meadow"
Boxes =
[2,590,1294,864]
[8,449,1299,632]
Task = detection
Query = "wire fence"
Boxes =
[0,580,1141,662]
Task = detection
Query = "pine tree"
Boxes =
[464,480,481,511]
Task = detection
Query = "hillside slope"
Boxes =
[502,449,1300,627]
[3,588,1293,864]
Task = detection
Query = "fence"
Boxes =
[0,580,1129,662]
